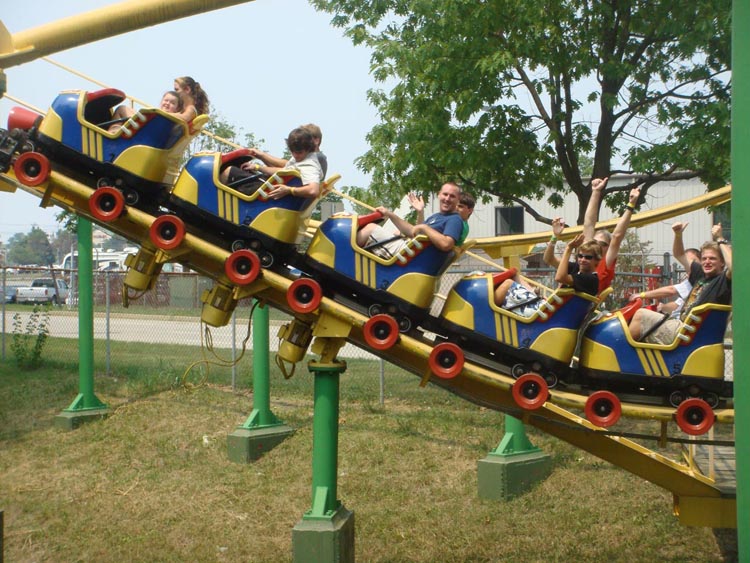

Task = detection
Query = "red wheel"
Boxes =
[149,215,185,250]
[675,398,715,436]
[584,390,622,428]
[13,152,50,186]
[224,250,261,286]
[428,342,464,379]
[287,278,322,314]
[363,314,399,350]
[511,373,549,410]
[89,187,125,222]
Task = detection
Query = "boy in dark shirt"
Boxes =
[629,224,732,343]
[495,234,601,317]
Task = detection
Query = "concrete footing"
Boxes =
[477,450,552,500]
[226,425,295,463]
[292,505,355,563]
[54,408,110,431]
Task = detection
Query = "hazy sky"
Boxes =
[0,0,379,242]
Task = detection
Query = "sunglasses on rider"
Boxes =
[577,253,596,260]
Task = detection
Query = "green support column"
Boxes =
[477,257,551,499]
[292,359,354,563]
[227,301,293,463]
[732,0,749,557]
[55,217,109,430]
[477,414,551,501]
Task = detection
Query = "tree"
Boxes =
[50,228,77,265]
[312,0,730,224]
[6,226,55,266]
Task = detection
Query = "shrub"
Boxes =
[11,305,51,369]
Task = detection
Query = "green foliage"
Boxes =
[341,185,381,214]
[312,0,731,222]
[10,306,51,369]
[6,226,55,266]
[54,210,77,234]
[49,227,77,263]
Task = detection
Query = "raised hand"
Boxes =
[552,217,565,237]
[407,192,425,212]
[591,177,609,192]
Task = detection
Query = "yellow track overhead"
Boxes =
[474,185,731,259]
[0,168,736,526]
[0,0,256,69]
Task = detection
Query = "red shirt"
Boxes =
[596,258,616,293]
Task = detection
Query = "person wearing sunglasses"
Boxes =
[544,177,640,294]
[552,234,603,296]
[494,233,602,317]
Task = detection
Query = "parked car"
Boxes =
[1,285,19,304]
[15,278,70,304]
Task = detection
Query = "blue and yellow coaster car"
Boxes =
[439,271,601,375]
[579,302,732,399]
[169,149,310,253]
[305,213,459,321]
[34,88,206,190]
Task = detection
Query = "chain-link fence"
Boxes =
[1,256,734,401]
[0,266,390,402]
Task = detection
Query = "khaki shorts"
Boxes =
[366,226,407,259]
[640,309,681,344]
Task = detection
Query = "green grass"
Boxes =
[0,341,738,562]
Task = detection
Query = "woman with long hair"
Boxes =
[173,76,210,120]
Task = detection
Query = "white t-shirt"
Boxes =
[285,154,324,186]
[670,278,693,318]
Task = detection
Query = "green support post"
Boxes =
[227,301,293,463]
[477,414,551,501]
[732,0,748,556]
[55,217,108,430]
[292,359,354,563]
[476,259,551,497]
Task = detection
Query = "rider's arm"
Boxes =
[604,187,640,268]
[582,177,607,241]
[672,222,691,271]
[543,217,564,268]
[251,148,289,168]
[413,223,456,251]
[713,223,733,280]
[635,285,679,301]
[555,235,583,286]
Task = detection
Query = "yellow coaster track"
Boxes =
[0,165,735,528]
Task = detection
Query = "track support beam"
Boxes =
[227,301,293,463]
[55,218,109,430]
[292,357,354,563]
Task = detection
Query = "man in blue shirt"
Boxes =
[356,182,463,258]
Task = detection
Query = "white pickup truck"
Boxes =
[15,278,70,305]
